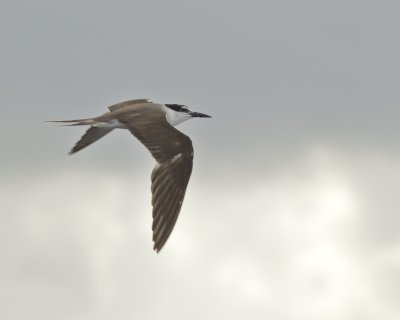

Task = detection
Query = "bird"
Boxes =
[49,99,211,252]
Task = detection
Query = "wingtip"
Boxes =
[153,243,162,253]
[68,146,77,155]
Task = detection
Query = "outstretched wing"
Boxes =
[151,152,193,251]
[117,108,193,252]
[69,126,113,154]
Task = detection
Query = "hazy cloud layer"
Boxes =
[1,1,399,319]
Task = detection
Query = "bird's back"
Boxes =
[95,99,164,123]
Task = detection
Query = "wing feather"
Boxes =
[69,126,113,154]
[116,107,193,252]
[150,154,192,251]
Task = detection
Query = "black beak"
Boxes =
[190,111,212,118]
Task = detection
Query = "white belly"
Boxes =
[94,119,127,129]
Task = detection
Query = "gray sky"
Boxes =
[1,1,400,319]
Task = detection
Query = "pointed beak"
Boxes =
[190,111,212,118]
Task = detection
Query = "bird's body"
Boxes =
[50,99,211,252]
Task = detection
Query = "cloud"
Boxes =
[1,0,400,319]
[1,146,399,319]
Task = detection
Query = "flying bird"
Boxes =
[50,99,211,252]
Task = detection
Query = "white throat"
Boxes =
[161,105,192,126]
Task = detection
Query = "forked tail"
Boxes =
[47,119,113,154]
[46,118,96,126]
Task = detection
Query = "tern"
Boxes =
[50,99,211,252]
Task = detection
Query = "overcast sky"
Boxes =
[1,1,400,319]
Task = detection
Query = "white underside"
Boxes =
[94,119,127,129]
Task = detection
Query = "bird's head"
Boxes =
[164,104,211,126]
[165,104,211,118]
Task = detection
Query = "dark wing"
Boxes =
[151,152,193,251]
[118,109,193,252]
[108,99,152,112]
[69,126,113,154]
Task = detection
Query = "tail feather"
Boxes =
[46,119,96,126]
[69,126,113,154]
